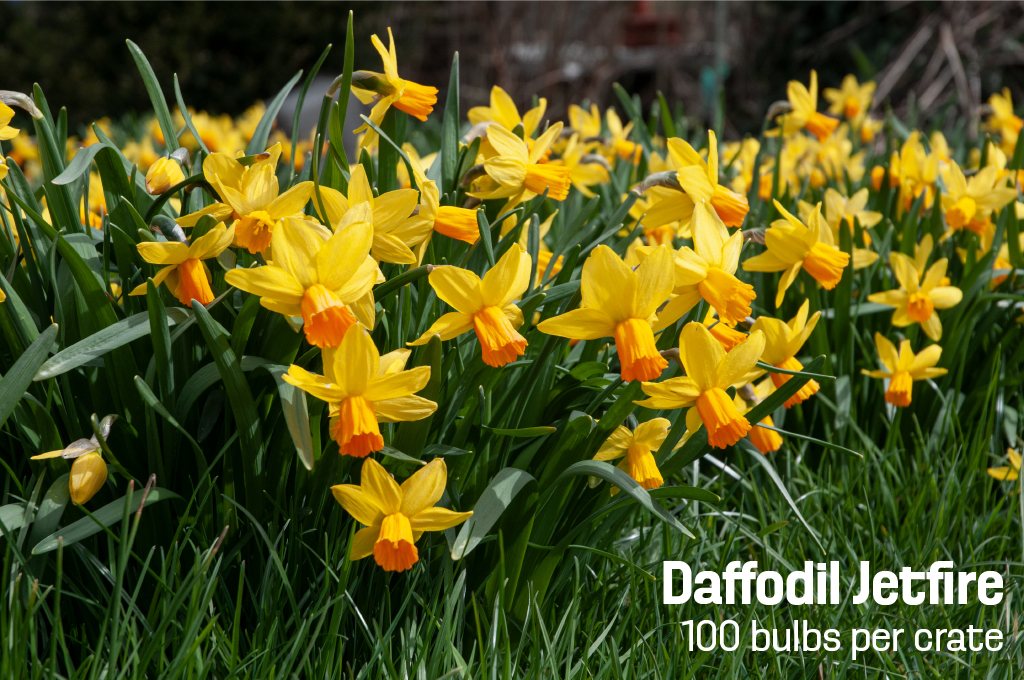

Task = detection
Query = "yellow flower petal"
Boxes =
[536,308,617,340]
[429,266,484,314]
[400,458,448,517]
[409,507,473,531]
[680,322,724,392]
[359,457,402,516]
[332,484,386,526]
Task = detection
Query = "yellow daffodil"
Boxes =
[145,157,185,195]
[177,144,312,252]
[468,86,547,138]
[940,161,1016,239]
[316,165,432,264]
[605,109,640,163]
[986,88,1023,154]
[749,299,821,408]
[284,324,437,457]
[797,191,878,269]
[333,457,472,572]
[0,102,19,144]
[406,156,480,246]
[641,205,755,331]
[779,71,839,142]
[862,332,946,406]
[896,132,940,215]
[352,28,438,147]
[655,131,750,229]
[224,217,378,348]
[593,418,670,493]
[636,322,766,449]
[735,378,783,454]
[537,244,674,382]
[410,244,531,367]
[823,74,875,125]
[470,123,571,208]
[987,449,1022,482]
[568,103,602,139]
[30,415,118,504]
[867,254,962,341]
[553,133,609,198]
[743,200,850,306]
[130,223,235,307]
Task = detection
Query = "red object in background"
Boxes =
[623,0,679,48]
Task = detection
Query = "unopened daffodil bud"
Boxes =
[69,452,107,504]
[145,157,185,195]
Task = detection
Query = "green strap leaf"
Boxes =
[0,324,58,428]
[440,53,460,196]
[555,460,694,538]
[31,487,181,555]
[452,468,537,559]
[126,40,181,151]
[35,309,190,381]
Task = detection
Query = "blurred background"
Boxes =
[2,1,1022,140]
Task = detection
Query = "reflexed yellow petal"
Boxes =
[633,417,671,450]
[316,186,349,227]
[631,245,675,319]
[359,457,402,516]
[348,164,374,206]
[536,308,616,340]
[373,233,418,264]
[176,203,234,228]
[652,289,702,332]
[365,366,430,402]
[350,526,380,560]
[373,395,438,423]
[429,266,484,314]
[400,458,448,517]
[137,241,189,266]
[268,181,313,219]
[203,152,245,189]
[486,125,530,164]
[680,322,724,392]
[581,245,636,322]
[331,484,386,525]
[271,217,325,289]
[484,156,528,187]
[921,313,942,341]
[481,244,531,308]
[635,377,700,409]
[224,266,304,304]
[318,221,374,290]
[333,324,379,395]
[31,450,67,460]
[716,330,765,388]
[373,189,419,229]
[909,344,942,374]
[594,426,633,461]
[529,122,563,164]
[283,365,346,402]
[676,165,715,202]
[409,507,473,531]
[774,262,802,308]
[187,224,235,260]
[409,311,475,344]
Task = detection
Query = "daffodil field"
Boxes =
[2,14,1024,678]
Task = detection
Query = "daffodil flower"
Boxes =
[468,85,547,138]
[284,324,436,457]
[31,415,117,504]
[224,217,378,348]
[985,88,1023,154]
[643,205,755,331]
[405,156,480,247]
[822,187,881,245]
[735,378,782,454]
[779,70,839,142]
[895,132,940,214]
[352,28,438,147]
[939,161,1016,239]
[742,200,850,307]
[668,131,749,228]
[604,109,641,164]
[749,299,821,408]
[537,244,674,382]
[636,322,766,449]
[822,74,875,125]
[567,103,602,139]
[867,254,962,341]
[593,418,671,493]
[316,165,432,265]
[410,244,531,367]
[129,223,235,307]
[470,122,572,209]
[987,448,1022,482]
[861,332,946,406]
[145,157,185,195]
[553,134,610,198]
[333,457,472,572]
